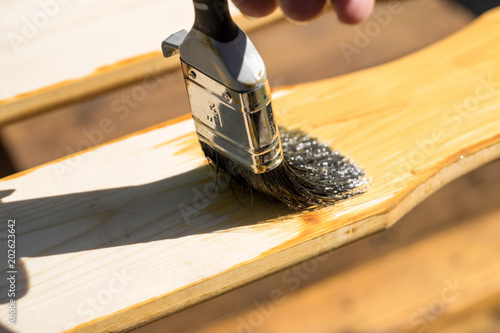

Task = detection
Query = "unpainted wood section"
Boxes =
[0,1,282,127]
[0,7,500,333]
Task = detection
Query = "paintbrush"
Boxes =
[162,0,368,209]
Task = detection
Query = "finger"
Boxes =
[231,0,278,18]
[331,0,375,24]
[278,0,327,22]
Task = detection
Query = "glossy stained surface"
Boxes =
[202,127,368,210]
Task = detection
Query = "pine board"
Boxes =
[0,0,281,127]
[1,7,500,333]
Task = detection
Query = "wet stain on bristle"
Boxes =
[200,127,369,210]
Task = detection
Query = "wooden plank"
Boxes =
[134,158,500,333]
[424,290,500,333]
[1,0,473,172]
[0,1,282,127]
[191,206,500,333]
[1,7,500,332]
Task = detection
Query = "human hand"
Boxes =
[232,0,375,24]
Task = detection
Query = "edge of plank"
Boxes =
[0,11,283,128]
[0,113,192,182]
[69,139,500,332]
[65,9,500,330]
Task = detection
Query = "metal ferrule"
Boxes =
[181,61,283,174]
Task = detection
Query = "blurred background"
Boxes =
[1,0,500,332]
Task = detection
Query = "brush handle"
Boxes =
[192,0,239,42]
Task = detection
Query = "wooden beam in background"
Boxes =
[0,1,282,127]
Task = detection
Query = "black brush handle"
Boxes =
[192,0,239,42]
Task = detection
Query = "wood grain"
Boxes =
[0,1,281,127]
[1,0,473,172]
[134,159,500,333]
[192,206,500,333]
[1,7,500,333]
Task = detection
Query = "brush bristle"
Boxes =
[200,128,369,210]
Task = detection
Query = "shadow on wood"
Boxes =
[0,165,293,265]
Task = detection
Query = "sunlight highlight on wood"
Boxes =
[0,1,282,127]
[1,7,500,333]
